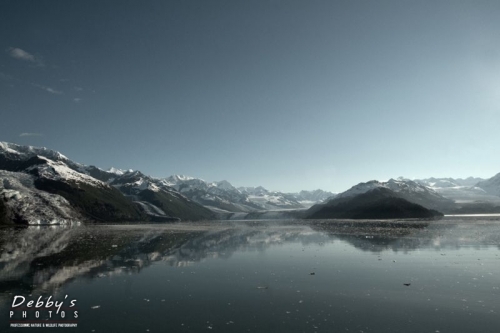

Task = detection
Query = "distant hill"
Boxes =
[306,187,443,220]
[334,178,455,212]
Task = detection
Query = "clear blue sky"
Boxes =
[1,0,500,192]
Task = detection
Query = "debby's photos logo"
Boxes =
[9,294,79,328]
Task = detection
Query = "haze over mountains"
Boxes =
[1,141,500,224]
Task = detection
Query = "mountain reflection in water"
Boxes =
[1,217,500,333]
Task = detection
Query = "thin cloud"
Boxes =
[45,87,62,94]
[6,47,44,66]
[73,97,82,103]
[19,133,44,137]
[74,86,83,91]
[31,83,63,95]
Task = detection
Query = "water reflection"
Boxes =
[1,219,500,333]
[0,224,331,296]
[310,219,500,253]
[1,219,500,296]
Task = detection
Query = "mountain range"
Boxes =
[2,141,500,224]
[0,142,334,224]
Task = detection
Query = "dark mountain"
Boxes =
[334,178,455,212]
[306,187,443,219]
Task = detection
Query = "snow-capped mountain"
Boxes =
[164,175,332,212]
[293,189,336,203]
[1,142,336,224]
[100,170,214,221]
[0,142,214,224]
[413,176,500,205]
[335,178,455,211]
[0,142,69,163]
[164,175,255,212]
[10,141,495,222]
[238,186,269,196]
[235,187,336,209]
[415,177,484,188]
[163,176,305,212]
[107,167,132,175]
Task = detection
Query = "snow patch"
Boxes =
[108,167,126,175]
[27,156,108,188]
[0,170,83,224]
[0,141,68,161]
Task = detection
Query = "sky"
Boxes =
[1,0,500,193]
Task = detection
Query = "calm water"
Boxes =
[1,217,500,332]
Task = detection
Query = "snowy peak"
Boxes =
[0,141,68,162]
[295,189,336,203]
[163,175,237,193]
[160,178,311,212]
[214,180,236,191]
[336,180,381,199]
[238,186,269,196]
[0,142,107,189]
[26,156,107,188]
[338,178,439,199]
[107,167,128,175]
[164,174,196,185]
[0,142,215,223]
[415,177,485,188]
[411,176,500,206]
[385,178,438,195]
[108,170,169,194]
